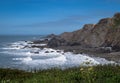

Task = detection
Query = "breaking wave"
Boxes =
[1,41,115,70]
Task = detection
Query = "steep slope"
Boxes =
[105,13,120,51]
[60,24,94,43]
[60,13,120,49]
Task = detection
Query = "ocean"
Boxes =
[0,35,44,70]
[0,35,115,71]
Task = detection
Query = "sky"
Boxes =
[0,0,120,35]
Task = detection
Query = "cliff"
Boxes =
[60,13,120,51]
[105,13,120,51]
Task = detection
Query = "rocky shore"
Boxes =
[26,13,120,63]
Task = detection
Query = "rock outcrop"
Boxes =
[59,13,120,51]
[48,37,67,48]
[104,13,120,51]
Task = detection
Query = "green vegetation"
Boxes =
[0,65,120,83]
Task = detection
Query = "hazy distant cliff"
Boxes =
[60,13,120,50]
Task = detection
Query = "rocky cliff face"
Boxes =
[60,13,120,50]
[60,24,95,45]
[105,13,120,51]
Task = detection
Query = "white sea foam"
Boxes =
[31,44,47,46]
[17,52,115,70]
[13,57,32,61]
[1,41,116,70]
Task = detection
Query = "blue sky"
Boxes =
[0,0,120,35]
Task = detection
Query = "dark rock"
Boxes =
[45,51,49,53]
[32,40,43,44]
[48,37,67,48]
[50,51,54,52]
[30,51,39,54]
[112,45,120,52]
[68,42,81,46]
[46,34,57,38]
[44,39,49,42]
[22,46,30,49]
[34,51,39,54]
[32,39,48,44]
[31,45,47,49]
[97,47,112,53]
[57,51,61,53]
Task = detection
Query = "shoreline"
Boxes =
[30,36,120,63]
[31,36,120,63]
[0,35,119,70]
[53,46,120,63]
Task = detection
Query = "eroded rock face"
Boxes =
[60,24,95,46]
[60,13,120,49]
[105,13,120,51]
[47,13,120,51]
[47,37,67,48]
[60,21,111,47]
[83,18,113,47]
[60,32,74,42]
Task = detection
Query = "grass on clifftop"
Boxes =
[0,65,120,83]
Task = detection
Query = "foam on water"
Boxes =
[1,40,116,70]
[13,57,32,61]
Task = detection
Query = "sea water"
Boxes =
[0,35,115,70]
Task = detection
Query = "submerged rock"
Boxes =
[30,51,39,54]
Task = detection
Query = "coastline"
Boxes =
[54,46,120,63]
[0,13,120,70]
[0,36,117,70]
[32,34,120,63]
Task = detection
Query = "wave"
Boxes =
[1,40,115,70]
